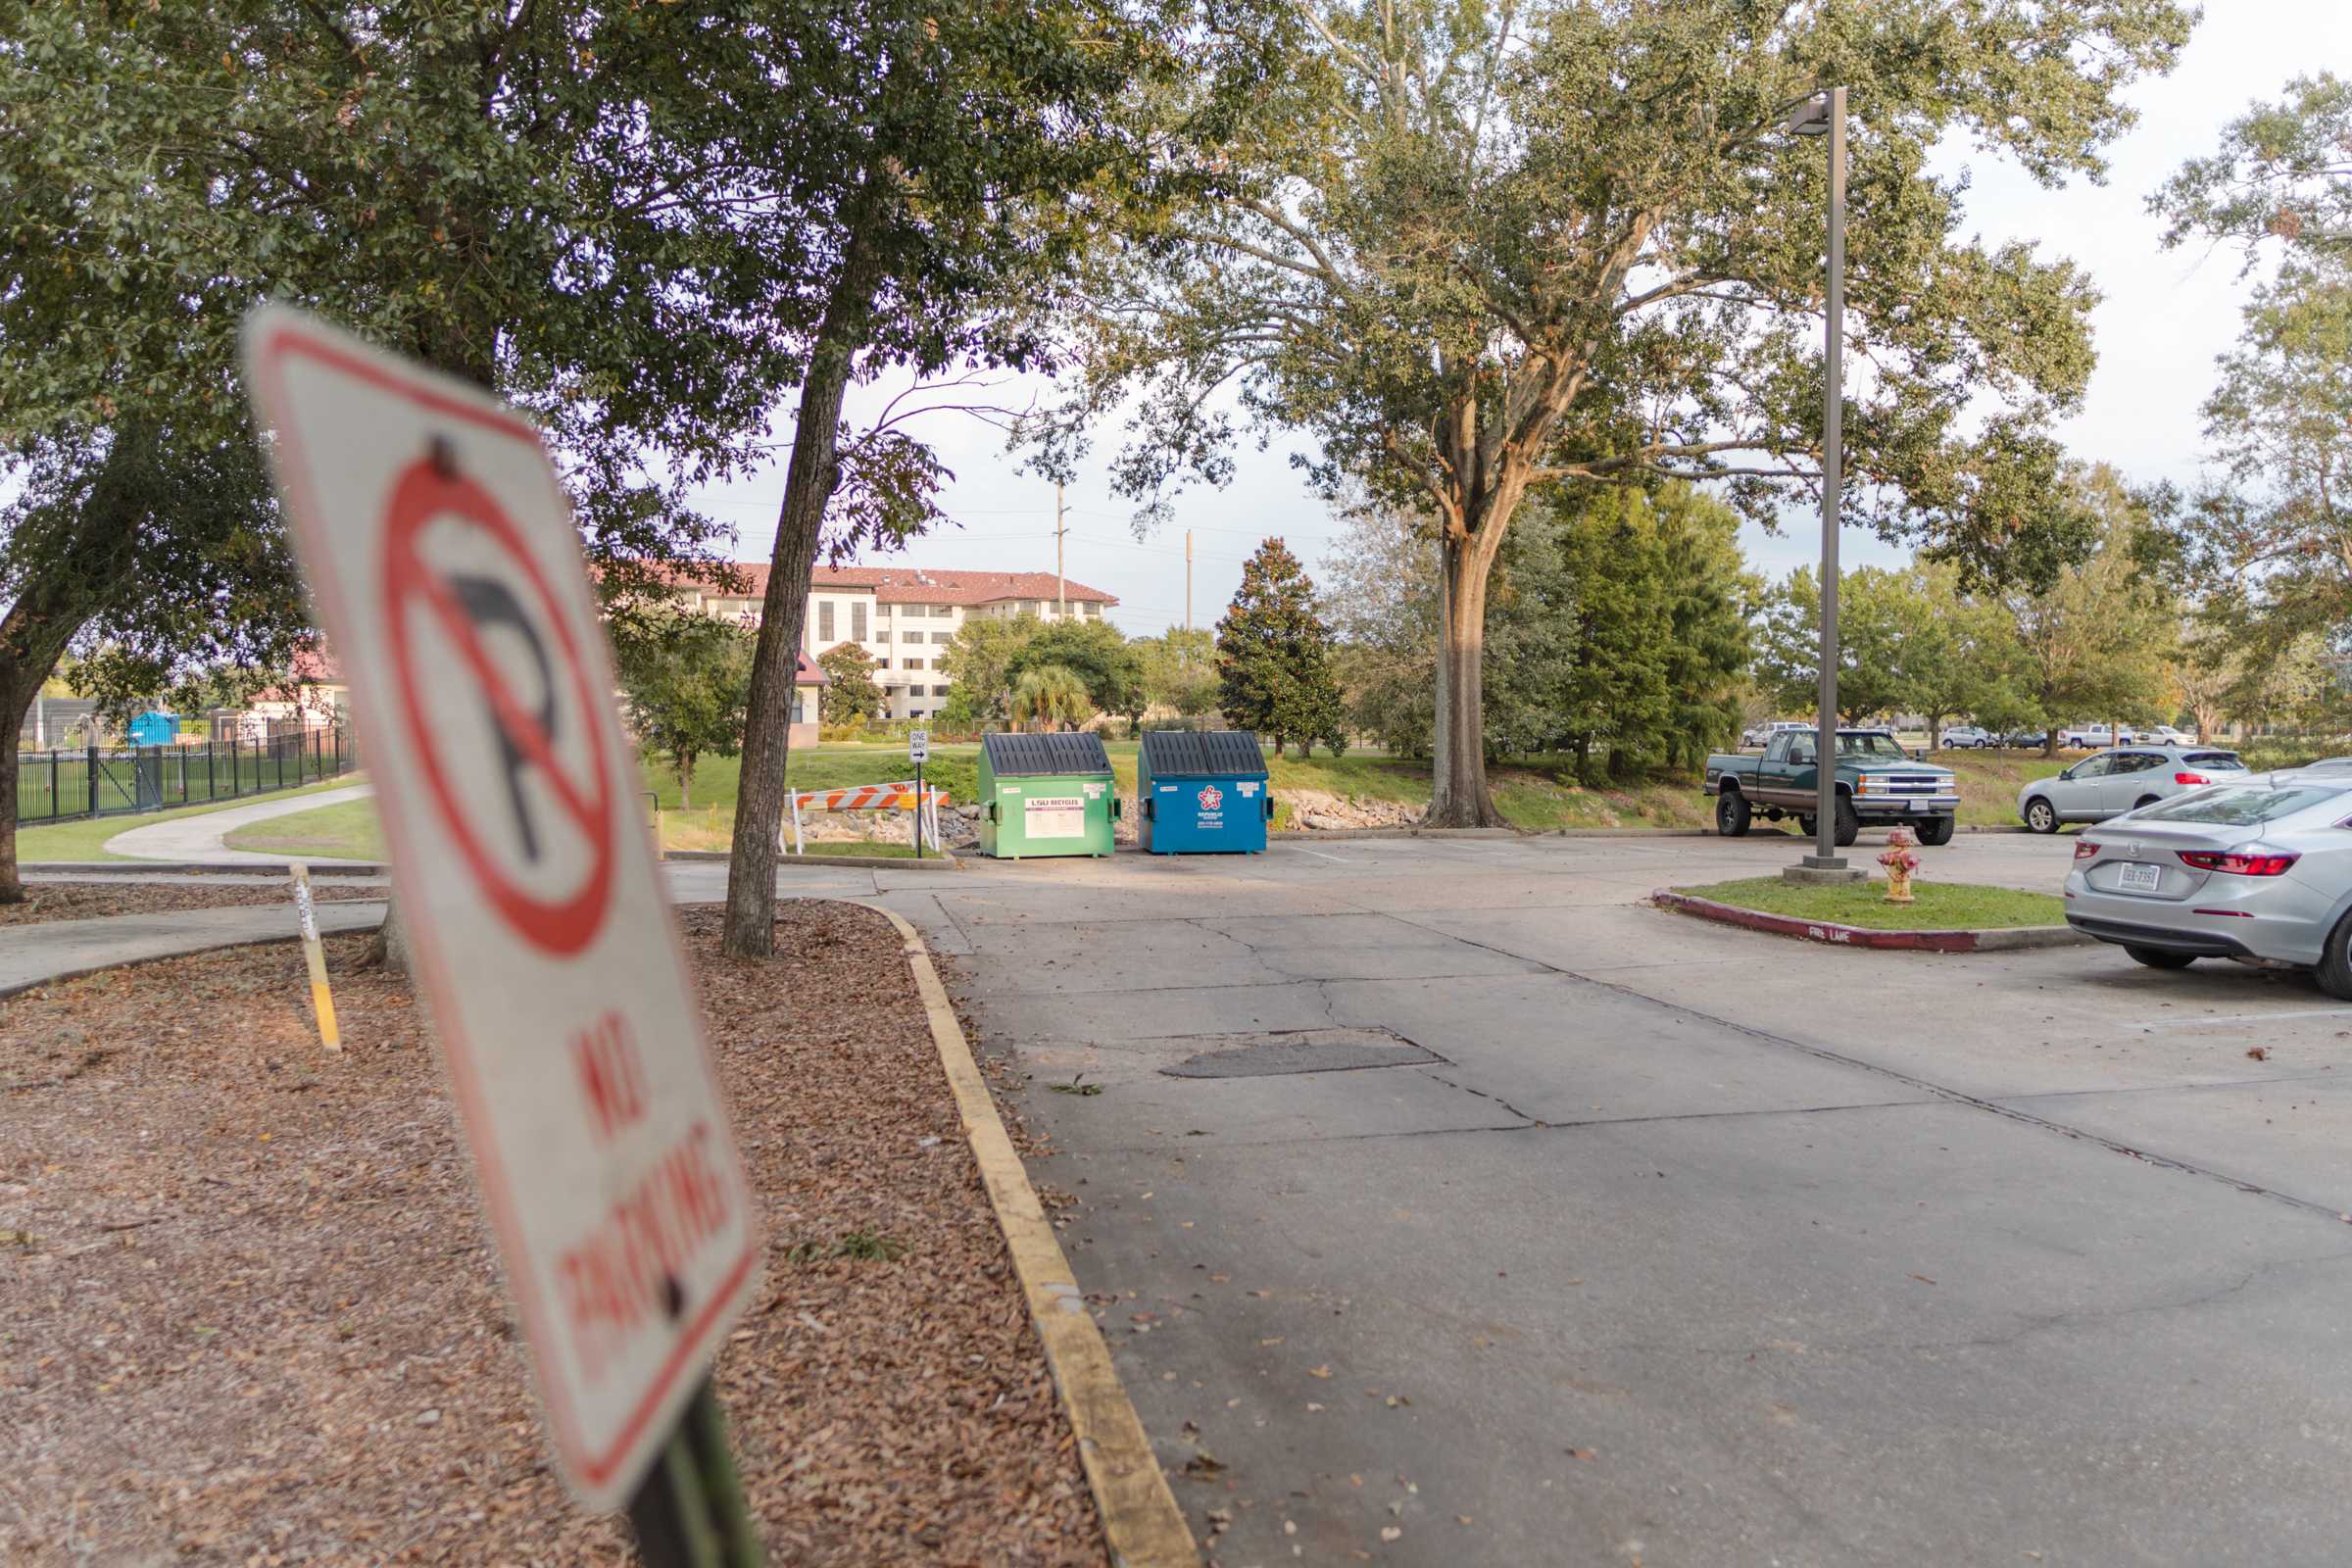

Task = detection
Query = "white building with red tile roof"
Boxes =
[663,564,1118,722]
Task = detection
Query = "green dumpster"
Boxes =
[978,732,1118,859]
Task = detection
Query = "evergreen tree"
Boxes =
[1216,539,1345,757]
[817,644,884,726]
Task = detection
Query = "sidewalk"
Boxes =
[101,784,374,865]
[0,900,387,998]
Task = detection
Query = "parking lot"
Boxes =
[716,830,2352,1565]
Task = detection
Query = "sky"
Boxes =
[684,3,2352,635]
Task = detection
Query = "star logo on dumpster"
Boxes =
[1198,784,1223,811]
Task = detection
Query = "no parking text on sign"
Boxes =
[241,307,760,1510]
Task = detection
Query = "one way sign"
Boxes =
[241,307,760,1510]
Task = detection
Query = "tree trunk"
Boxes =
[721,234,879,958]
[1427,532,1508,828]
[0,678,30,906]
[677,752,694,810]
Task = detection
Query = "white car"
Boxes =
[2059,724,2117,749]
[2017,746,2248,832]
[1939,725,1993,749]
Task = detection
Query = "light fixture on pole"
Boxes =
[1785,84,1862,885]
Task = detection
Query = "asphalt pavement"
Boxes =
[862,830,2352,1567]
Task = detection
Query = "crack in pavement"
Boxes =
[1377,906,2352,1230]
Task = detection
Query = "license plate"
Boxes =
[2116,861,2163,893]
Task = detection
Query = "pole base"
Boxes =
[1784,860,1865,886]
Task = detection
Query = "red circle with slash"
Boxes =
[381,460,615,956]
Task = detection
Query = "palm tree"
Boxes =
[1009,664,1092,732]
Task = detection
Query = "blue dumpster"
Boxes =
[126,710,177,747]
[1138,730,1272,854]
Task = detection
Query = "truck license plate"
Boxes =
[2117,861,2163,894]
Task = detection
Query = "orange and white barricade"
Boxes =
[784,780,950,855]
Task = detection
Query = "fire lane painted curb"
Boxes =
[1651,888,2088,953]
[862,902,1200,1568]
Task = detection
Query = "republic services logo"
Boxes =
[1198,784,1224,811]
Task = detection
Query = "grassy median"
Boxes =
[1676,875,2066,930]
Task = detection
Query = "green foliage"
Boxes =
[1675,877,2065,933]
[937,615,1043,729]
[1029,0,2189,818]
[2153,73,2352,266]
[1007,619,1146,723]
[1761,561,2023,735]
[1008,664,1093,731]
[1134,628,1219,719]
[1216,539,1345,757]
[817,644,884,726]
[1329,485,1753,779]
[612,610,755,809]
[1990,466,2179,741]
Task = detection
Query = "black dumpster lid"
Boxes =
[1141,729,1267,777]
[982,731,1113,777]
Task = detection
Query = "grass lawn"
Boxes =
[1675,875,2066,930]
[13,775,366,863]
[1937,749,2069,826]
[222,799,388,861]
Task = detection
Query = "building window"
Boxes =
[930,603,954,616]
[790,693,806,723]
[876,602,892,617]
[905,658,925,670]
[1084,601,1101,617]
[875,630,891,644]
[851,601,867,641]
[932,684,952,697]
[816,600,834,642]
[930,631,952,644]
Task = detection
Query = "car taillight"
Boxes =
[2074,839,2101,860]
[2174,771,2210,786]
[2177,850,2299,876]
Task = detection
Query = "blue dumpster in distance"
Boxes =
[126,710,177,747]
[1138,730,1272,854]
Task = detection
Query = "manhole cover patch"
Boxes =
[1160,1028,1441,1079]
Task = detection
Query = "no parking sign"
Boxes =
[241,307,760,1510]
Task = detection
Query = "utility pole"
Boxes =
[1054,483,1067,618]
[1786,84,1857,885]
[1185,531,1194,631]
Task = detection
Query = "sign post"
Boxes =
[286,861,340,1053]
[907,729,929,858]
[241,307,763,1554]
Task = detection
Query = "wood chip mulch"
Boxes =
[0,901,1108,1567]
[2,879,383,927]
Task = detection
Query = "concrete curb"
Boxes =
[663,849,963,871]
[1651,888,2088,954]
[22,860,387,877]
[863,902,1200,1568]
[0,906,388,1001]
[1269,826,1518,841]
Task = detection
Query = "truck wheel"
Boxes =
[1915,816,1955,847]
[1835,797,1860,848]
[1798,813,1816,838]
[1715,790,1752,837]
[2025,798,2057,834]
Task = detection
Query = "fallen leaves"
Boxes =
[0,903,1108,1567]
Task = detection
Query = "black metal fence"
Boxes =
[13,727,358,826]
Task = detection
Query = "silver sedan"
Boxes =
[2017,745,2247,833]
[2063,772,2352,994]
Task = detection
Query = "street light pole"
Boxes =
[1789,85,1853,879]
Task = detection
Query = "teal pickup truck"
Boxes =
[1704,728,1958,846]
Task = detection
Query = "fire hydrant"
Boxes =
[1879,825,1921,904]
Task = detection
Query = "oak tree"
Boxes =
[1035,0,2189,822]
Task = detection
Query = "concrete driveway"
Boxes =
[863,832,2352,1566]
